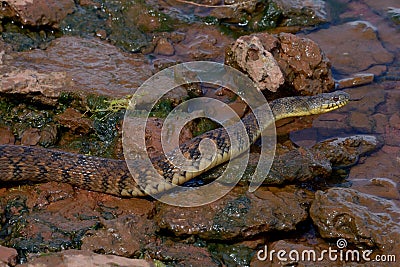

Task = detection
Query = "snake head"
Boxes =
[309,91,350,115]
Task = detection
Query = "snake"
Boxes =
[0,91,349,197]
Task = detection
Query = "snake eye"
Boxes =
[333,96,339,101]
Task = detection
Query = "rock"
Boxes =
[382,89,400,115]
[389,113,400,129]
[0,127,15,145]
[164,0,327,29]
[275,33,334,95]
[174,25,233,62]
[265,135,380,185]
[344,85,385,114]
[0,0,75,28]
[154,38,175,56]
[19,125,58,147]
[310,188,400,253]
[372,113,388,134]
[226,32,334,95]
[144,243,218,266]
[349,145,400,181]
[311,135,381,168]
[272,0,327,26]
[95,29,107,40]
[20,249,155,267]
[1,36,153,99]
[154,185,313,240]
[311,112,352,139]
[81,214,158,258]
[55,108,93,134]
[301,21,394,74]
[126,2,167,33]
[384,123,400,146]
[349,112,374,133]
[336,73,375,89]
[38,124,58,147]
[0,245,18,267]
[0,69,71,104]
[20,127,41,146]
[226,33,284,92]
[0,186,155,262]
[351,177,400,200]
[265,147,332,184]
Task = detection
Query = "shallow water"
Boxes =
[292,0,399,201]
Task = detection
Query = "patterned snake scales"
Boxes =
[0,91,349,197]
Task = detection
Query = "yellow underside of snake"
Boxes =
[0,91,349,197]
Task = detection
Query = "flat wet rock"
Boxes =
[266,135,380,184]
[143,242,218,267]
[301,21,394,75]
[0,0,75,28]
[351,177,400,200]
[154,185,313,240]
[310,188,400,253]
[1,36,153,99]
[0,183,155,262]
[81,214,158,257]
[310,135,381,168]
[0,69,72,104]
[265,147,332,184]
[0,245,18,267]
[20,249,155,267]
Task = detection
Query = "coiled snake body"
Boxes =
[0,91,349,197]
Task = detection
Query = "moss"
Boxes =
[212,196,251,235]
[388,7,400,25]
[252,1,283,30]
[0,98,54,135]
[0,19,59,51]
[149,99,174,118]
[192,118,219,137]
[86,95,110,115]
[0,98,14,125]
[61,0,175,53]
[58,92,75,107]
[203,16,219,25]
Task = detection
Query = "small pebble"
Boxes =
[336,73,374,89]
[154,38,175,56]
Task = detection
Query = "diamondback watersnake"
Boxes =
[0,91,349,197]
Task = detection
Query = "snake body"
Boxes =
[0,91,349,197]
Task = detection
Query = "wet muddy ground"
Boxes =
[0,0,399,266]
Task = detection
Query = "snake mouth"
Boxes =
[321,91,350,112]
[322,99,349,111]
